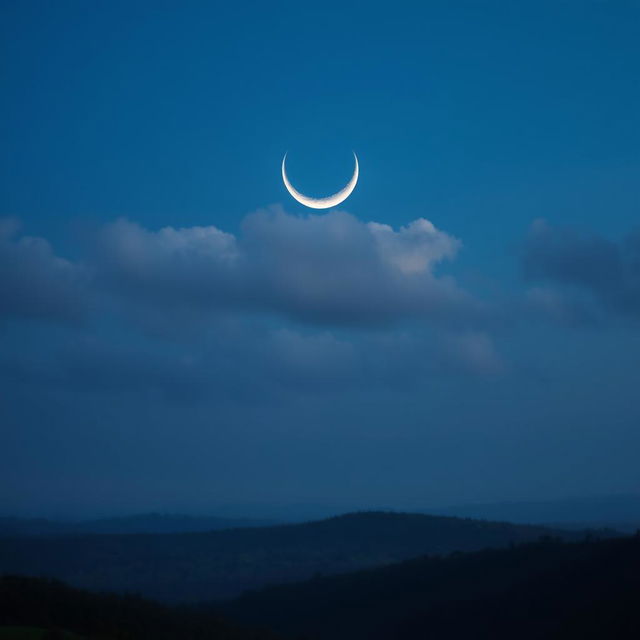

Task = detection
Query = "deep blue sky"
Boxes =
[1,1,639,516]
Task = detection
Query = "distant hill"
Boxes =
[0,575,278,640]
[0,511,608,602]
[176,493,640,528]
[0,514,278,537]
[428,493,640,530]
[221,533,640,639]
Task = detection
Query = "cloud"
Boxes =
[95,207,479,327]
[524,286,601,327]
[523,220,640,321]
[0,218,88,323]
[440,331,506,375]
[0,320,504,415]
[0,207,503,415]
[368,218,458,274]
[268,328,359,387]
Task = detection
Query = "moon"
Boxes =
[282,151,359,209]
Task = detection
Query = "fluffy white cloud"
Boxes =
[367,218,459,274]
[96,207,478,327]
[0,208,504,409]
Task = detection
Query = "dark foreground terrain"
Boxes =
[220,533,640,639]
[2,534,639,639]
[0,575,278,640]
[0,511,595,601]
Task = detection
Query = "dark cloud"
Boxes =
[95,207,484,327]
[523,286,602,328]
[0,218,88,324]
[0,321,504,417]
[523,220,640,321]
[0,208,503,426]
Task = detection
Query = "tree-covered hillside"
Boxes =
[222,533,640,639]
[0,511,596,601]
[0,575,278,640]
[3,533,638,640]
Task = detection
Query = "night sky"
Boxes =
[1,1,639,517]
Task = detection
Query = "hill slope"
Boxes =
[429,493,640,531]
[0,575,278,640]
[222,534,640,639]
[0,511,596,602]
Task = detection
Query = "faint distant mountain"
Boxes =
[0,513,278,537]
[428,493,640,530]
[189,494,640,527]
[0,511,610,602]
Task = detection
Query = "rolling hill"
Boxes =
[221,533,640,639]
[428,493,640,531]
[0,575,278,640]
[2,533,638,640]
[0,511,605,602]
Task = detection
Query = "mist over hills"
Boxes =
[0,511,601,602]
[0,514,278,537]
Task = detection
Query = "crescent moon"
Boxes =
[282,151,359,209]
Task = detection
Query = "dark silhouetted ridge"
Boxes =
[0,511,607,602]
[221,533,640,639]
[0,575,278,639]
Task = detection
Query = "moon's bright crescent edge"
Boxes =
[281,152,359,209]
